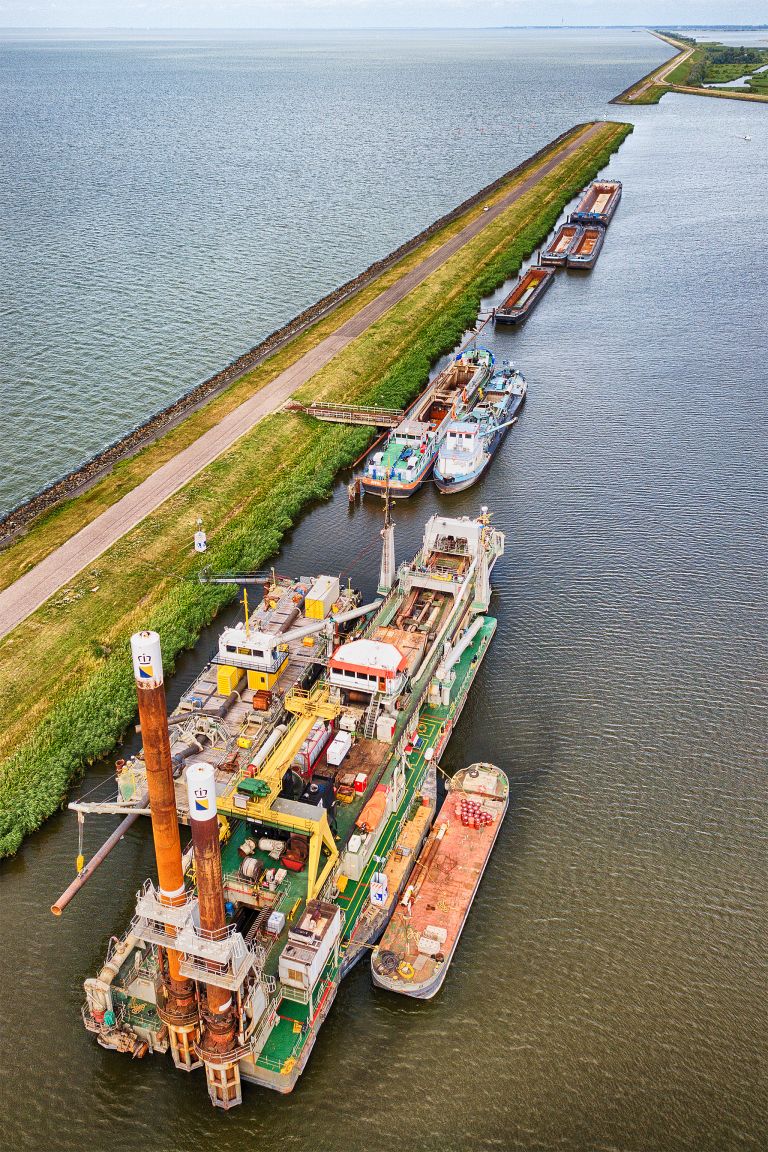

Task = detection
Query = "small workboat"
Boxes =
[494,265,554,325]
[361,348,493,498]
[434,362,526,493]
[566,224,606,269]
[569,179,622,226]
[371,762,509,999]
[541,221,584,266]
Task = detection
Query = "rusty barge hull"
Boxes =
[494,266,554,325]
[566,224,606,269]
[568,179,622,226]
[541,222,583,266]
[371,762,508,999]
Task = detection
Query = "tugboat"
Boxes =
[360,348,494,498]
[433,362,526,493]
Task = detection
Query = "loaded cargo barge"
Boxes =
[567,224,606,269]
[77,508,503,1106]
[569,179,622,226]
[541,222,583,266]
[494,265,554,325]
[372,762,508,998]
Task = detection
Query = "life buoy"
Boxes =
[398,961,415,980]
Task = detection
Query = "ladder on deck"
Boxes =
[363,692,384,740]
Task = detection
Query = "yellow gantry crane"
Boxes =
[217,684,341,900]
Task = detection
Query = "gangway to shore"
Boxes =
[284,401,404,428]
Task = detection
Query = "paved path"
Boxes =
[627,42,693,101]
[0,123,603,641]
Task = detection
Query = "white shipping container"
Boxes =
[326,730,352,767]
[292,720,332,775]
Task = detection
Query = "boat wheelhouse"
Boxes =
[434,362,526,493]
[360,348,493,497]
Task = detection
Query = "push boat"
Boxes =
[566,224,605,269]
[568,179,621,227]
[494,265,554,325]
[541,222,584,266]
[360,348,494,498]
[78,509,504,1107]
[371,762,508,998]
[433,362,527,494]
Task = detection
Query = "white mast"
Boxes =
[378,481,396,595]
[474,505,491,612]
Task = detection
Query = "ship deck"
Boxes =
[237,613,497,1076]
[373,763,508,996]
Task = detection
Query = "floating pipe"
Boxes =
[51,810,142,916]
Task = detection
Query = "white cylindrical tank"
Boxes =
[185,761,217,824]
[251,724,287,770]
[130,630,163,687]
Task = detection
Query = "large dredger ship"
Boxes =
[76,507,503,1107]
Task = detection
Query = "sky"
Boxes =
[0,1,765,29]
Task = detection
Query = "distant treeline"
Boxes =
[707,46,765,65]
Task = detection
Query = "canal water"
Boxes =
[1,62,767,1152]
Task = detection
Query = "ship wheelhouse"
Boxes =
[328,638,408,698]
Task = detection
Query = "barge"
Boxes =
[360,348,493,497]
[494,265,554,325]
[371,763,508,998]
[541,222,583,266]
[566,224,606,269]
[78,508,504,1107]
[433,362,526,494]
[568,179,622,226]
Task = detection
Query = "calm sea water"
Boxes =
[1,32,767,1152]
[0,28,668,514]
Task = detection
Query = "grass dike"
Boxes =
[0,121,632,857]
[613,30,768,106]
